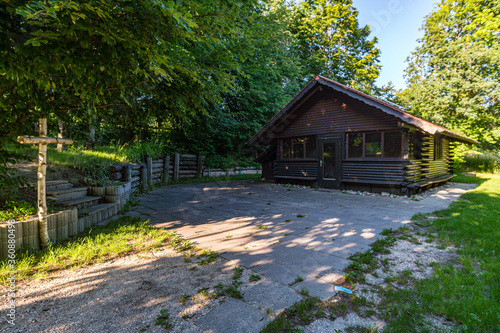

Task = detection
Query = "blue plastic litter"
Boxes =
[334,286,352,294]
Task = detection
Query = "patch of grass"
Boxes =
[451,174,487,184]
[345,236,397,283]
[233,267,244,280]
[197,249,218,265]
[380,228,394,236]
[262,297,325,331]
[0,216,180,285]
[224,284,243,299]
[289,275,304,286]
[155,309,172,329]
[249,274,261,282]
[287,297,323,324]
[329,301,348,318]
[296,214,306,218]
[299,288,309,296]
[378,173,500,332]
[179,293,190,304]
[260,315,304,333]
[257,225,270,230]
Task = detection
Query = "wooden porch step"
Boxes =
[58,196,101,209]
[406,174,455,189]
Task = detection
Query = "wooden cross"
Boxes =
[17,118,73,248]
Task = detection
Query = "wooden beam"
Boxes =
[17,136,73,145]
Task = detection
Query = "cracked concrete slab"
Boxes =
[194,298,269,333]
[243,281,302,315]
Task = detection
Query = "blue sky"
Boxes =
[351,0,437,90]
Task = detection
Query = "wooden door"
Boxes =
[318,138,342,188]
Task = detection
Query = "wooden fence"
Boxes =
[108,153,262,189]
[108,153,204,191]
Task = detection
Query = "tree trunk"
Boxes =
[57,119,67,152]
[38,118,51,248]
[88,122,95,149]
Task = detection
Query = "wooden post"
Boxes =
[197,154,204,178]
[146,155,153,187]
[174,152,180,181]
[163,154,171,185]
[140,165,147,191]
[37,119,49,247]
[57,119,66,152]
[123,164,132,182]
[18,119,73,248]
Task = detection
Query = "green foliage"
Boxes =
[155,309,172,329]
[0,200,37,222]
[249,274,261,282]
[290,0,381,91]
[400,0,500,147]
[462,150,500,174]
[204,155,259,169]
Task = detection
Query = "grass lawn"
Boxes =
[0,216,206,286]
[373,173,500,332]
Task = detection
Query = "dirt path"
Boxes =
[0,241,264,332]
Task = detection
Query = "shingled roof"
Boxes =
[248,75,478,145]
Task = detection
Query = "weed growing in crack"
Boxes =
[289,275,304,286]
[155,309,172,329]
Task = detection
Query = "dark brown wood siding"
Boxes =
[273,159,318,179]
[342,160,407,184]
[279,91,400,138]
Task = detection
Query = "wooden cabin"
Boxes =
[249,75,477,195]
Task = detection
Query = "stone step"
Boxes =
[47,187,88,201]
[21,180,74,191]
[58,196,101,209]
[77,203,119,230]
[47,182,74,192]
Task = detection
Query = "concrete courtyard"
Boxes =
[135,180,475,298]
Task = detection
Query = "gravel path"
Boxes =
[0,244,256,332]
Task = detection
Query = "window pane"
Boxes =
[384,131,402,158]
[305,137,316,158]
[282,139,291,158]
[365,133,382,158]
[348,133,363,158]
[293,138,304,158]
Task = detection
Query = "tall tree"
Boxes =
[400,0,500,146]
[165,0,306,155]
[0,0,257,182]
[291,0,381,90]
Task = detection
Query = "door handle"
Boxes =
[319,160,323,167]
